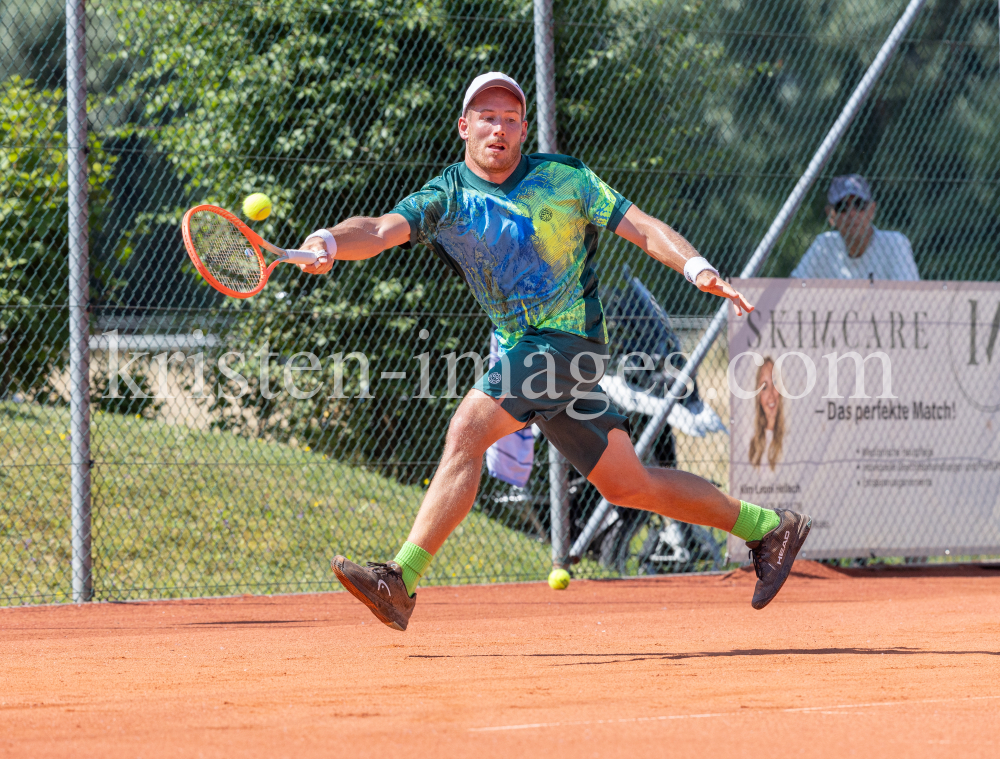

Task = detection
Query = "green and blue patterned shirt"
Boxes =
[392,154,632,349]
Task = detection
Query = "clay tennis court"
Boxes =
[3,562,999,758]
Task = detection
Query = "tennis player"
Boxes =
[299,72,812,631]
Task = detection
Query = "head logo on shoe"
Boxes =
[377,579,391,596]
[777,529,790,565]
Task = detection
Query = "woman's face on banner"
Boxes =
[759,361,779,431]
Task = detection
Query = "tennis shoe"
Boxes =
[332,556,415,631]
[746,508,812,610]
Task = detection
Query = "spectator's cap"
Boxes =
[462,72,526,116]
[827,174,872,205]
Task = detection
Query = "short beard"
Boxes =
[467,139,522,176]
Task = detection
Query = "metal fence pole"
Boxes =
[534,0,568,570]
[67,0,93,603]
[533,0,556,155]
[569,0,930,563]
[548,445,570,568]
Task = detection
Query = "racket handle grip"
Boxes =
[284,249,321,266]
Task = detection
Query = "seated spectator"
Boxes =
[791,174,919,280]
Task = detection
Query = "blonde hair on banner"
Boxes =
[748,356,785,472]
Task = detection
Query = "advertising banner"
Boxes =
[727,279,1000,560]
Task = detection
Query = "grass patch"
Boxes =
[1,402,554,605]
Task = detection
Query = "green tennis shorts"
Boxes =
[474,328,630,476]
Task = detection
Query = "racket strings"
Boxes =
[188,211,264,293]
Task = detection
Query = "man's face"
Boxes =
[458,87,527,176]
[826,195,876,244]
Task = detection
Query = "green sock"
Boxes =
[730,501,781,542]
[393,541,433,596]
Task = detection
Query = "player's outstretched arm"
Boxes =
[614,205,754,316]
[297,213,411,275]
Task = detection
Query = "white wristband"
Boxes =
[305,229,337,258]
[684,256,719,285]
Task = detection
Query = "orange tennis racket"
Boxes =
[182,204,321,299]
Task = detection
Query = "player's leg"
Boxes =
[332,388,523,630]
[404,389,525,555]
[586,429,811,609]
[587,428,741,530]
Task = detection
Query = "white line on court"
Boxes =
[783,695,1000,713]
[468,694,1000,732]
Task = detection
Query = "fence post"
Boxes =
[66,0,93,603]
[568,0,930,563]
[533,0,568,571]
[533,0,557,155]
[548,445,570,568]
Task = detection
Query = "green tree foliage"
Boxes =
[0,77,116,396]
[96,0,542,477]
[689,0,1000,280]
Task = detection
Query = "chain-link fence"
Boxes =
[2,0,998,605]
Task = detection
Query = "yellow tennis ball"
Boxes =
[548,568,571,590]
[242,193,272,221]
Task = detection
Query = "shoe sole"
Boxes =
[752,515,813,610]
[331,558,406,631]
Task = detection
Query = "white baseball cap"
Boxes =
[827,174,872,205]
[462,72,526,115]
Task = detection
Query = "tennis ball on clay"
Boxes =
[548,567,571,590]
[242,192,272,221]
